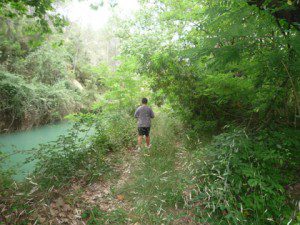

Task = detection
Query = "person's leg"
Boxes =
[146,135,150,147]
[145,127,151,147]
[137,127,143,149]
[138,135,143,147]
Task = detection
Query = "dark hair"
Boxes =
[142,98,148,104]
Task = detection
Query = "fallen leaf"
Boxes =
[61,217,69,223]
[63,204,72,212]
[29,186,39,195]
[116,194,125,201]
[59,212,66,218]
[50,208,57,216]
[55,197,64,207]
[39,217,46,223]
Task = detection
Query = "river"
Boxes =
[0,122,73,181]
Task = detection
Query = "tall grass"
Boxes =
[120,113,191,223]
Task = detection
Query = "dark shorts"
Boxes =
[138,127,150,136]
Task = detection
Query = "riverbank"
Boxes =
[1,109,299,224]
[0,121,73,181]
[0,70,98,134]
[0,107,137,224]
[0,113,195,224]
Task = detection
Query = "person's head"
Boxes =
[142,98,148,105]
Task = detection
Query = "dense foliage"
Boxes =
[0,70,82,131]
[121,0,300,131]
[0,0,299,224]
[23,55,150,188]
[185,128,300,224]
[0,48,151,223]
[0,17,113,132]
[118,0,300,223]
[0,0,66,32]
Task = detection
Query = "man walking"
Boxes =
[134,98,154,150]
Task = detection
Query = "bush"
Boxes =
[189,128,300,224]
[99,111,136,150]
[0,70,82,132]
[27,109,137,188]
[14,42,72,85]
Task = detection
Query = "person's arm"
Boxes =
[134,107,140,118]
[150,108,154,118]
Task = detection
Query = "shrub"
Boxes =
[27,109,137,188]
[14,42,72,85]
[0,70,82,132]
[189,128,300,224]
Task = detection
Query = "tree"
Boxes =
[247,0,300,30]
[119,0,300,129]
[0,0,67,32]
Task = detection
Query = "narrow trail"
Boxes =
[39,115,198,224]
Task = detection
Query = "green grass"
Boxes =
[81,207,128,225]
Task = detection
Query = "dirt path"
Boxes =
[34,148,139,225]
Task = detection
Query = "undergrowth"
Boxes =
[186,127,300,224]
[27,110,137,189]
[0,70,83,132]
[120,112,192,224]
[0,108,137,224]
[81,207,127,225]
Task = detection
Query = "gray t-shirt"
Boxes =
[134,105,154,128]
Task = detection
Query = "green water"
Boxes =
[0,122,73,181]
